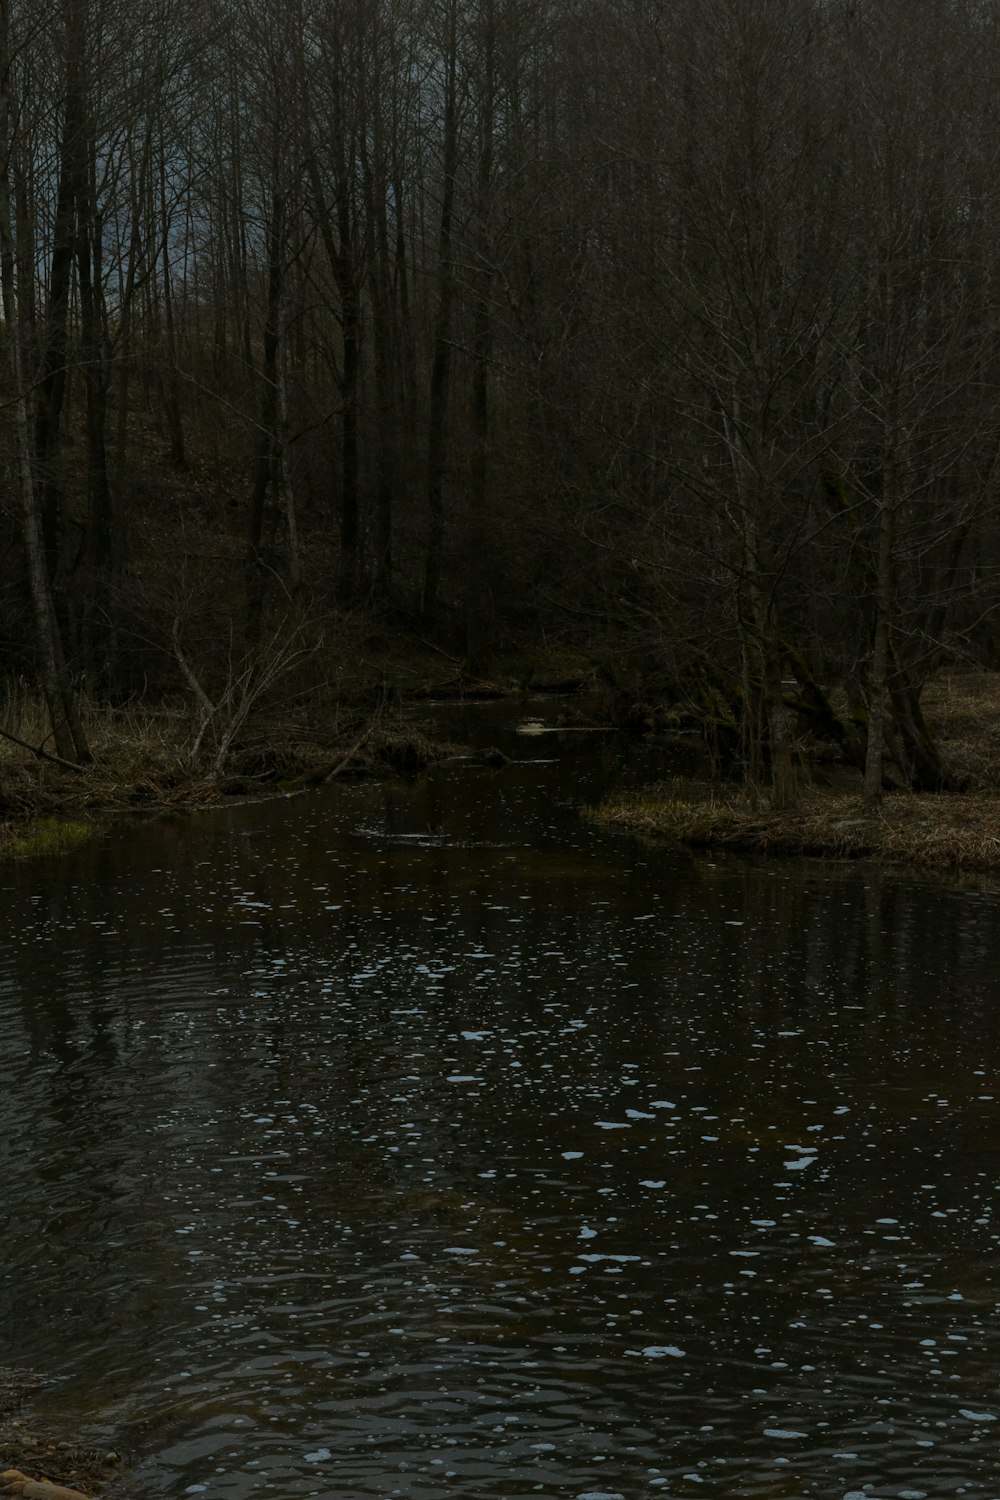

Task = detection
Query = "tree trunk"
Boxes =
[246,189,285,644]
[302,148,362,600]
[763,647,797,811]
[34,0,84,596]
[422,1,459,622]
[887,673,949,792]
[465,13,495,669]
[0,0,88,763]
[159,150,187,468]
[337,178,361,598]
[864,468,897,805]
[364,145,396,599]
[77,136,116,674]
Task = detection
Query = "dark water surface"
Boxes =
[3,706,1000,1499]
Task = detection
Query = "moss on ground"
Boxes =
[1,819,94,858]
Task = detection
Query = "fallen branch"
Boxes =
[0,726,84,773]
[285,724,374,788]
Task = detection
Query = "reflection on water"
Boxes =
[2,708,1000,1497]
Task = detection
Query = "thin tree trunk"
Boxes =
[77,145,115,596]
[336,176,361,597]
[245,189,285,644]
[423,3,459,621]
[465,7,495,667]
[763,645,796,810]
[13,145,35,347]
[864,471,897,804]
[364,143,396,598]
[392,174,417,431]
[159,150,187,468]
[0,0,88,763]
[302,141,362,598]
[114,126,151,509]
[279,361,302,597]
[34,0,84,591]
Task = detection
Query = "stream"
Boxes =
[2,702,1000,1498]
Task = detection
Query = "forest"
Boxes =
[2,0,1000,811]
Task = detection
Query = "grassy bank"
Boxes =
[0,686,513,863]
[590,785,1000,869]
[0,818,95,859]
[0,715,498,859]
[0,637,606,859]
[590,671,1000,873]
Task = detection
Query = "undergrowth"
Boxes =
[2,818,95,858]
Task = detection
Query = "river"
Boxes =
[2,703,1000,1498]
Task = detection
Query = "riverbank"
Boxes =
[0,1374,124,1499]
[0,725,438,858]
[590,784,1000,869]
[0,640,603,858]
[590,671,1000,872]
[0,701,509,859]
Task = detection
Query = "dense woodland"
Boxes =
[2,0,1000,805]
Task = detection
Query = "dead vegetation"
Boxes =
[591,671,1000,872]
[591,785,1000,869]
[921,671,1000,789]
[0,669,499,855]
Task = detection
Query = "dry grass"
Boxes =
[590,670,1000,872]
[0,677,497,857]
[590,785,1000,869]
[922,671,1000,788]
